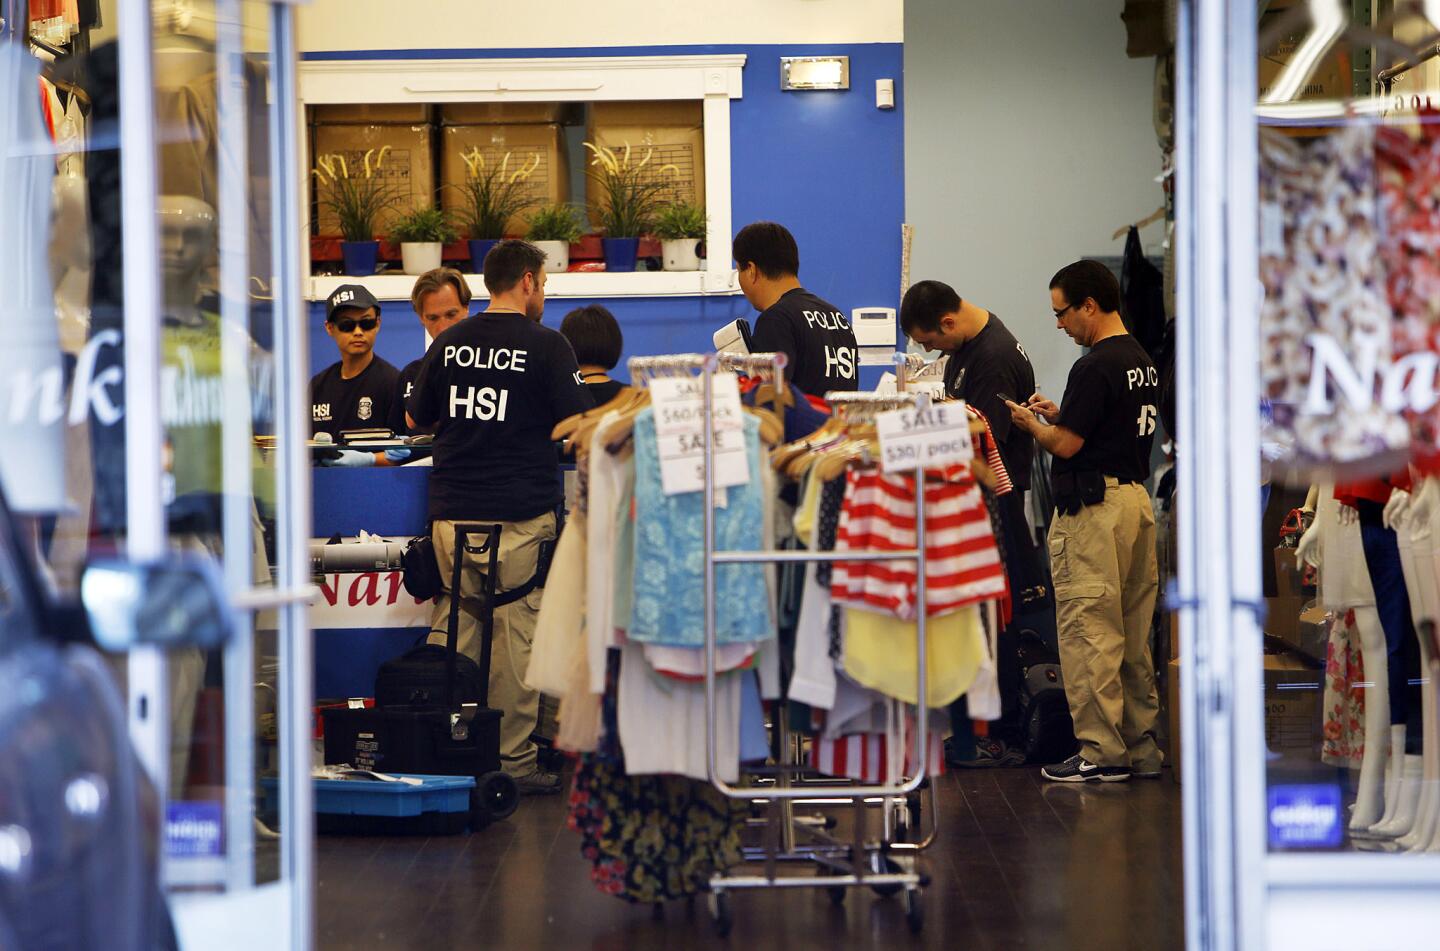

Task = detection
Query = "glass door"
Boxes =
[1178,2,1440,948]
[2,1,312,947]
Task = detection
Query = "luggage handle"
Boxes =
[446,524,503,714]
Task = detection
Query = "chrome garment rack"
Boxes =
[696,353,938,936]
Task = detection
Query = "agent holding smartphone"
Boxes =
[310,284,401,442]
[1005,260,1162,786]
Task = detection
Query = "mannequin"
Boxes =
[1396,476,1440,852]
[1297,486,1392,832]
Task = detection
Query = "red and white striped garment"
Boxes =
[965,405,1012,496]
[809,731,946,784]
[830,467,1008,621]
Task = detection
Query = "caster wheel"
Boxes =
[816,865,846,906]
[710,890,733,937]
[869,853,903,898]
[473,771,519,827]
[904,888,924,933]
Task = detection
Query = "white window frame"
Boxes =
[297,54,746,302]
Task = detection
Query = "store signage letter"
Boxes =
[1303,332,1440,416]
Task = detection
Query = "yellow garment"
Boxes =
[843,605,984,707]
[791,470,824,541]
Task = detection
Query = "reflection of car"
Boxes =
[0,487,229,951]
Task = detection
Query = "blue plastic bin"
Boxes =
[262,773,476,835]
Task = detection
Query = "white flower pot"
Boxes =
[662,238,702,272]
[400,241,442,275]
[535,240,570,273]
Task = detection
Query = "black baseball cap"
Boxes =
[326,284,381,323]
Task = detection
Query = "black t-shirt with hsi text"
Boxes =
[408,312,594,521]
[310,356,400,438]
[1053,334,1160,483]
[749,287,859,398]
[389,358,427,436]
[942,314,1036,491]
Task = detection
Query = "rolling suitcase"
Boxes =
[323,523,519,829]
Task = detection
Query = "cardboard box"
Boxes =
[313,120,436,236]
[1273,545,1308,599]
[442,102,566,125]
[1295,603,1329,664]
[1258,5,1349,101]
[439,123,570,237]
[1264,649,1323,759]
[1263,594,1306,647]
[586,100,705,209]
[312,104,430,124]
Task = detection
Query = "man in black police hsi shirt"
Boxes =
[1006,260,1161,785]
[389,267,473,436]
[734,221,859,397]
[901,280,1041,765]
[310,284,400,459]
[407,240,593,795]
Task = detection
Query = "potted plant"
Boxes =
[654,202,707,272]
[525,204,585,273]
[313,147,398,276]
[454,147,540,272]
[390,205,458,276]
[584,141,678,272]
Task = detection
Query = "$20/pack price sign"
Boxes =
[650,372,750,495]
[875,401,974,474]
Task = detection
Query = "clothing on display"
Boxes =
[533,364,1019,902]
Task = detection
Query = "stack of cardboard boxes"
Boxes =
[312,104,436,237]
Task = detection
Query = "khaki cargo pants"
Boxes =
[429,511,556,777]
[1048,479,1162,771]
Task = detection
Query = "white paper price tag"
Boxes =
[650,373,750,495]
[875,401,974,473]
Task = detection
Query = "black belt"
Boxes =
[1114,477,1139,486]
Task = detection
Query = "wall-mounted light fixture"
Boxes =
[780,56,850,91]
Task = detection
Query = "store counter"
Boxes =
[312,465,430,699]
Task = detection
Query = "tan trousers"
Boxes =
[429,511,556,776]
[1048,479,1161,770]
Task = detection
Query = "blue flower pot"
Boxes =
[602,237,640,273]
[341,240,380,276]
[469,238,501,273]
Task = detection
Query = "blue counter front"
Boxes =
[312,465,431,699]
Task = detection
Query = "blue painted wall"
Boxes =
[306,42,904,390]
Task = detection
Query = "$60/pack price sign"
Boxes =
[650,372,750,495]
[875,401,974,474]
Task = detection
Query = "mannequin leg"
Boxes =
[1373,524,1429,839]
[1402,519,1440,851]
[1350,605,1392,832]
[1356,724,1406,837]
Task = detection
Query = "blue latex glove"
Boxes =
[383,448,413,465]
[319,449,376,468]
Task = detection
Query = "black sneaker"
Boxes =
[513,768,563,795]
[1041,753,1131,783]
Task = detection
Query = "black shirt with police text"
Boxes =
[749,287,859,397]
[942,314,1036,491]
[1053,334,1160,483]
[408,313,594,521]
[310,357,400,438]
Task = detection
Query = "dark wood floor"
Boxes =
[316,764,1183,951]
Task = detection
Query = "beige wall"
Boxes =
[295,0,902,52]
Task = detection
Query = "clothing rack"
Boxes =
[699,356,934,935]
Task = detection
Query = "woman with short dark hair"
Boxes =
[560,305,626,406]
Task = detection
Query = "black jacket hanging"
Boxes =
[1120,225,1167,362]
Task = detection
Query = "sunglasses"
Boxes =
[333,317,378,333]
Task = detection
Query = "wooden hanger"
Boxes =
[1111,207,1166,241]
